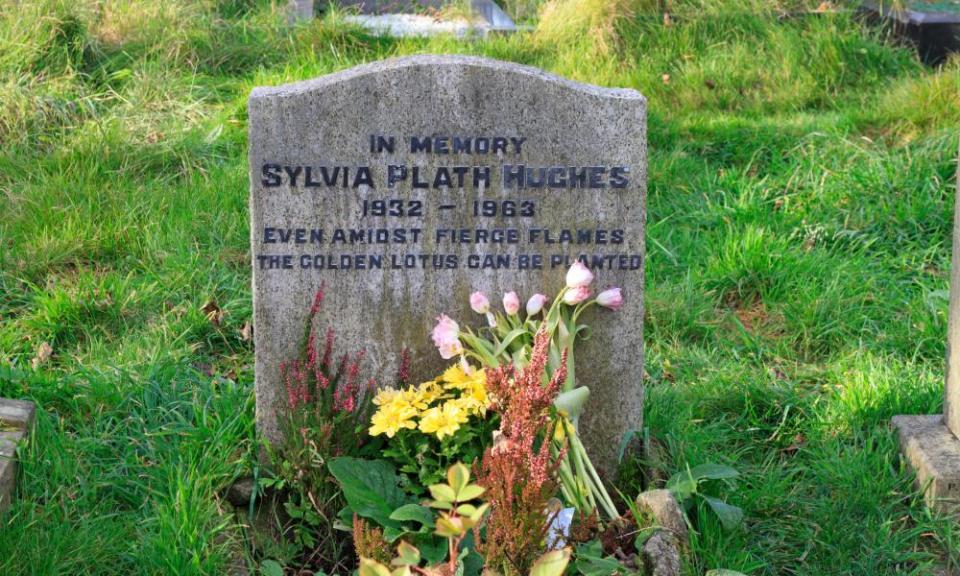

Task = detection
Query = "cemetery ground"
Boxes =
[1,0,960,574]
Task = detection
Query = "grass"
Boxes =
[1,0,959,573]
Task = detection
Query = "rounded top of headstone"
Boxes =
[249,54,645,103]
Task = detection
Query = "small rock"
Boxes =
[226,477,257,508]
[636,489,688,543]
[641,530,681,576]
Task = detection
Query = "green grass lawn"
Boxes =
[2,0,960,574]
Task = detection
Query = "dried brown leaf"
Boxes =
[201,299,223,327]
[32,341,53,369]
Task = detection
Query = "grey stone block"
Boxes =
[0,430,25,514]
[892,414,960,518]
[0,398,35,431]
[636,489,688,544]
[641,530,681,576]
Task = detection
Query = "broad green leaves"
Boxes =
[328,457,414,530]
[667,462,744,530]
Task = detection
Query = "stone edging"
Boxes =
[0,398,36,513]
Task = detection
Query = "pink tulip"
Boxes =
[563,286,591,305]
[438,340,464,359]
[565,261,594,288]
[503,291,520,315]
[596,287,624,310]
[431,315,463,359]
[470,291,491,314]
[526,293,548,316]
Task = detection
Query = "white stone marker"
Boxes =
[248,55,646,476]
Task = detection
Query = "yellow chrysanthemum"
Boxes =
[440,364,472,389]
[418,402,469,440]
[369,403,418,438]
[372,386,400,406]
[416,380,445,405]
[400,386,432,410]
[454,380,490,416]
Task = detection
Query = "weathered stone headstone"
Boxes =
[287,0,313,23]
[893,146,960,518]
[248,55,646,475]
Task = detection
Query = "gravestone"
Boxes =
[288,0,313,23]
[893,148,960,518]
[248,55,646,476]
[861,1,960,65]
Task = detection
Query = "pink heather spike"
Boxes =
[310,282,326,316]
[397,348,411,384]
[306,330,317,367]
[322,328,334,368]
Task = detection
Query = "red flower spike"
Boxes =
[310,283,326,316]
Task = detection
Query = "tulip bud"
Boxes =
[470,291,490,314]
[503,291,520,315]
[596,287,624,310]
[526,293,548,316]
[565,261,594,288]
[562,286,591,305]
[432,315,463,359]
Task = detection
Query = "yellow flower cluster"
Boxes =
[369,364,489,441]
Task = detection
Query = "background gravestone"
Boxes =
[893,146,960,518]
[248,55,646,476]
[287,0,313,22]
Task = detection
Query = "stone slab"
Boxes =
[336,0,447,14]
[0,430,25,514]
[0,398,35,431]
[343,14,477,38]
[249,55,646,477]
[892,415,960,518]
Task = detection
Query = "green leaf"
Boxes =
[468,503,489,522]
[553,386,590,419]
[413,533,447,564]
[260,559,284,576]
[690,463,740,481]
[616,428,639,464]
[435,515,466,538]
[389,504,435,528]
[705,571,750,576]
[447,463,470,494]
[574,541,624,575]
[382,526,407,542]
[703,495,744,530]
[530,548,571,576]
[429,483,457,503]
[393,541,421,566]
[328,458,413,528]
[666,470,698,501]
[359,558,393,576]
[457,484,485,502]
[493,327,529,356]
[335,505,355,532]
